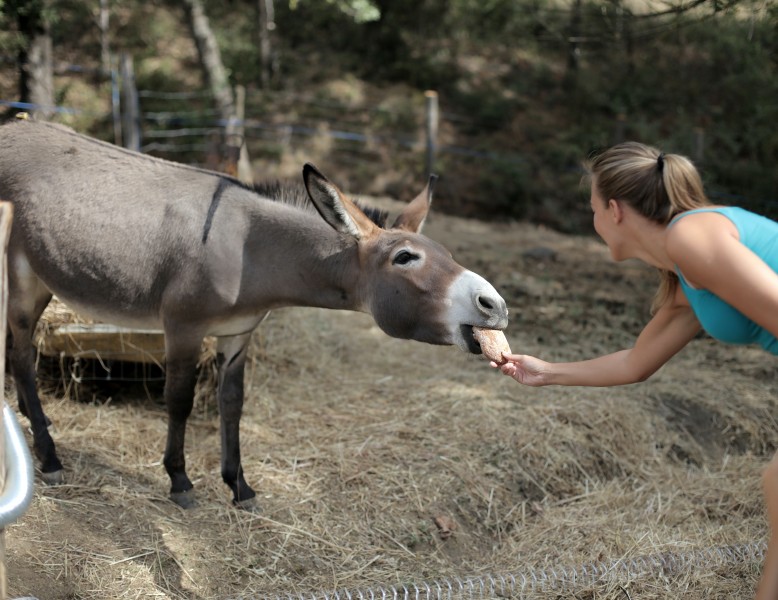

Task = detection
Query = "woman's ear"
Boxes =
[608,198,624,223]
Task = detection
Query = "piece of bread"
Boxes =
[473,327,511,364]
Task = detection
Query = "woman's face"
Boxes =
[590,181,621,260]
[590,181,610,240]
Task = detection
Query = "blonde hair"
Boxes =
[585,142,710,312]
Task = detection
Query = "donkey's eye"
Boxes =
[392,250,418,265]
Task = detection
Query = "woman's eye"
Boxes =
[393,250,417,265]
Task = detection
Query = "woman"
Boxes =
[493,141,778,598]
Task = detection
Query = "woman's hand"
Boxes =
[491,353,552,386]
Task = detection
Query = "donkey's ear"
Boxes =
[303,163,377,240]
[391,174,436,233]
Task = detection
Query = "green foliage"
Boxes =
[446,0,560,45]
[568,5,778,220]
[0,0,59,54]
[291,0,380,23]
[2,0,774,229]
[451,86,519,134]
[1,0,57,24]
[477,156,533,218]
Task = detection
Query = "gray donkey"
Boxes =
[0,119,508,508]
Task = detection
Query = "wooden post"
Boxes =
[257,0,276,89]
[111,62,122,147]
[222,86,253,185]
[0,202,14,600]
[99,0,111,76]
[693,127,705,165]
[425,90,439,179]
[234,85,253,185]
[564,0,582,89]
[613,113,627,144]
[119,53,141,151]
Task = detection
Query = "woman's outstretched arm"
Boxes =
[496,284,701,387]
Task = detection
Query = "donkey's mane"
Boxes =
[250,179,389,229]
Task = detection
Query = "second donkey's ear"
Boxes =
[303,163,378,240]
[391,174,436,233]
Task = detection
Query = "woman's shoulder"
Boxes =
[666,207,739,263]
[669,207,738,236]
[670,205,735,222]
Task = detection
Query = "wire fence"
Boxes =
[134,87,526,171]
[128,86,778,220]
[1,67,776,221]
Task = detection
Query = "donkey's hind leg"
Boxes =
[216,332,256,509]
[7,269,60,483]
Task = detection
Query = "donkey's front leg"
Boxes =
[216,332,256,508]
[162,335,202,508]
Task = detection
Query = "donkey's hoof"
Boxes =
[41,469,64,486]
[234,496,261,512]
[170,489,197,509]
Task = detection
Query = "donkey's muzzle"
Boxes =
[447,270,509,353]
[474,290,509,330]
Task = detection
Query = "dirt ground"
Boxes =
[4,195,777,600]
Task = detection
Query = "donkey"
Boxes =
[0,119,508,508]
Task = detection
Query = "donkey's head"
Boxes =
[303,164,508,354]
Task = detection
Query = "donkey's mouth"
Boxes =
[461,325,481,354]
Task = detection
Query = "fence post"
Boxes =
[613,113,627,144]
[693,127,705,165]
[235,85,253,184]
[119,53,141,151]
[258,0,276,89]
[222,86,253,185]
[425,90,439,179]
[0,202,13,600]
[99,0,111,75]
[110,63,122,147]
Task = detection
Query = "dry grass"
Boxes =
[5,200,777,600]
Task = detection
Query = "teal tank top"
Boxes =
[671,207,778,355]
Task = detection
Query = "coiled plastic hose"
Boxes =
[231,541,766,600]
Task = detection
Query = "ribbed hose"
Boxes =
[231,541,766,600]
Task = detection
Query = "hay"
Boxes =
[5,200,777,599]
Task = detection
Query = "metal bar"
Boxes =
[0,404,34,529]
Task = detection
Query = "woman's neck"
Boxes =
[620,206,675,271]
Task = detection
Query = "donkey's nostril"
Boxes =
[474,291,508,328]
[477,295,494,310]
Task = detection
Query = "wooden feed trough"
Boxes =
[36,322,166,366]
[33,299,219,396]
[32,298,167,383]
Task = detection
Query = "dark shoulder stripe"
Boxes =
[202,177,231,244]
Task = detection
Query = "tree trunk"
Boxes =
[99,0,111,75]
[17,1,54,120]
[563,0,583,91]
[181,0,235,122]
[256,0,275,89]
[181,0,252,184]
